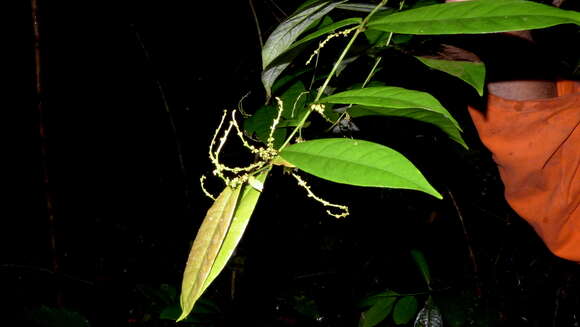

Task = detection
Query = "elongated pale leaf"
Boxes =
[263,63,292,101]
[320,86,466,148]
[361,290,398,327]
[393,296,419,325]
[368,0,580,35]
[261,1,345,98]
[200,171,269,295]
[416,57,485,96]
[178,186,241,322]
[279,138,442,199]
[262,1,331,69]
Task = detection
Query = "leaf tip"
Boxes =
[176,310,188,323]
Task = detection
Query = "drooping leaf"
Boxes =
[261,1,346,98]
[416,56,486,96]
[411,250,431,287]
[263,62,294,101]
[394,296,419,325]
[178,186,242,322]
[367,0,580,35]
[349,105,466,149]
[319,86,466,148]
[360,290,398,327]
[320,86,458,127]
[279,138,442,199]
[200,171,269,295]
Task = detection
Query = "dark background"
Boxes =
[3,0,579,326]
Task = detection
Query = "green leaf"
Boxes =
[359,290,399,308]
[200,171,269,295]
[244,105,287,149]
[411,250,431,287]
[364,29,390,47]
[271,67,313,95]
[367,0,580,35]
[320,86,466,148]
[361,290,398,327]
[279,80,309,120]
[393,296,419,325]
[261,1,346,99]
[416,57,485,96]
[279,138,442,199]
[178,186,242,322]
[320,87,458,128]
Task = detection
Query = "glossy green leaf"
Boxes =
[178,186,241,322]
[367,0,580,35]
[279,80,309,120]
[320,87,458,127]
[261,1,345,98]
[320,86,466,148]
[200,171,269,295]
[279,138,442,199]
[361,290,398,327]
[416,56,486,96]
[394,296,419,325]
[411,250,431,287]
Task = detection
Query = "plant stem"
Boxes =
[31,0,63,307]
[249,0,264,48]
[278,0,389,152]
[448,190,482,297]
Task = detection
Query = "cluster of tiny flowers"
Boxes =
[306,27,358,66]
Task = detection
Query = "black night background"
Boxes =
[3,1,579,326]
